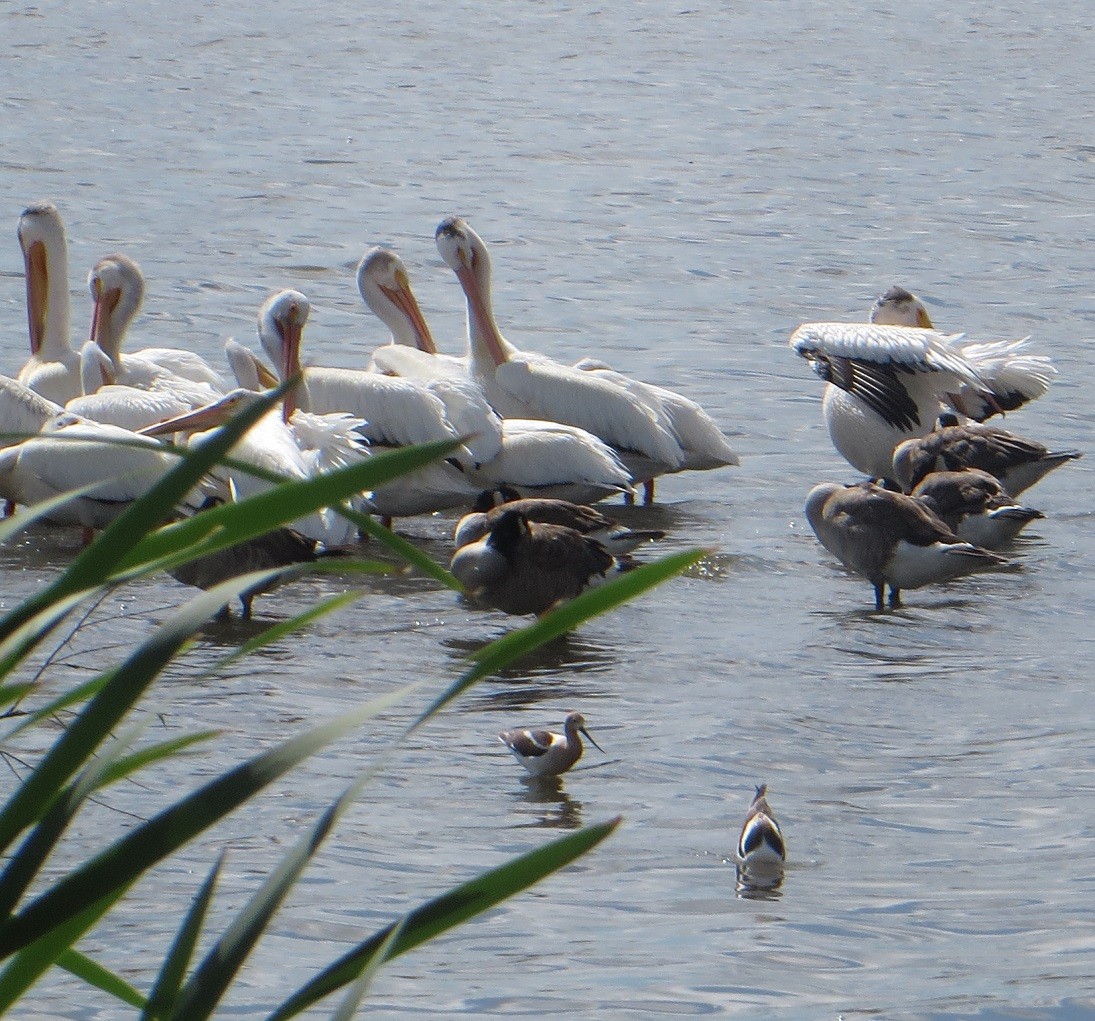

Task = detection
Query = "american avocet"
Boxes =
[454,487,665,554]
[910,468,1044,549]
[450,508,619,617]
[498,711,604,777]
[804,480,1009,611]
[892,414,1082,497]
[737,784,786,867]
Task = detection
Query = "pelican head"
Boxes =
[258,289,309,421]
[17,201,69,357]
[356,247,437,353]
[869,285,934,329]
[435,216,510,367]
[139,387,263,438]
[88,253,145,360]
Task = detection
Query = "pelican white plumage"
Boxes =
[434,216,688,490]
[16,202,82,404]
[870,285,1056,420]
[143,388,365,547]
[87,253,225,389]
[66,341,222,432]
[0,374,193,535]
[804,480,1009,610]
[352,256,634,503]
[790,321,990,478]
[258,289,502,470]
[359,247,468,380]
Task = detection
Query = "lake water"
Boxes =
[3,1,1094,1018]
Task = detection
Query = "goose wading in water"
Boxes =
[454,486,665,554]
[450,508,622,617]
[909,468,1044,549]
[804,479,1009,611]
[892,413,1082,497]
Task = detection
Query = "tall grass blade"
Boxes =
[329,917,408,1021]
[220,591,362,668]
[0,571,292,856]
[58,948,145,1009]
[268,818,621,1021]
[416,550,707,725]
[142,853,225,1021]
[0,673,111,744]
[0,682,417,958]
[169,765,378,1021]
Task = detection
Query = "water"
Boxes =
[2,1,1094,1018]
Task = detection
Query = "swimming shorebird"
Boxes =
[454,486,666,554]
[737,784,786,867]
[892,414,1082,496]
[910,468,1044,549]
[450,508,620,616]
[498,711,604,777]
[804,480,1009,610]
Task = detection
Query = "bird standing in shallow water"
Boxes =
[737,784,786,867]
[498,711,604,777]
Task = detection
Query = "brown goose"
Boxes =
[805,480,1009,610]
[737,784,786,867]
[498,711,604,777]
[453,486,666,554]
[892,414,1082,496]
[911,468,1044,549]
[169,524,342,620]
[449,508,619,616]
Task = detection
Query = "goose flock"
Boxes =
[1,200,1081,881]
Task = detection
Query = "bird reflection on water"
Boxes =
[512,774,584,831]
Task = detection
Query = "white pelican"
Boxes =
[0,375,194,538]
[737,784,786,868]
[16,202,81,404]
[910,468,1044,549]
[66,342,222,432]
[258,289,503,470]
[804,480,1008,610]
[790,321,990,478]
[870,285,1056,420]
[450,508,621,616]
[87,253,225,389]
[143,388,365,547]
[498,711,604,777]
[892,414,1082,496]
[359,247,468,380]
[355,256,635,503]
[434,216,687,490]
[255,289,493,521]
[454,487,665,554]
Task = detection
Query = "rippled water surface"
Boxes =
[3,2,1094,1018]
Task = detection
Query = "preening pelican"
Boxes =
[434,217,687,485]
[870,285,1056,420]
[258,289,502,470]
[143,388,365,547]
[355,258,635,503]
[0,375,193,536]
[804,480,1009,610]
[359,247,468,380]
[790,321,989,478]
[66,341,221,432]
[88,253,224,389]
[16,202,81,404]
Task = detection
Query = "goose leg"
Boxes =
[643,478,655,505]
